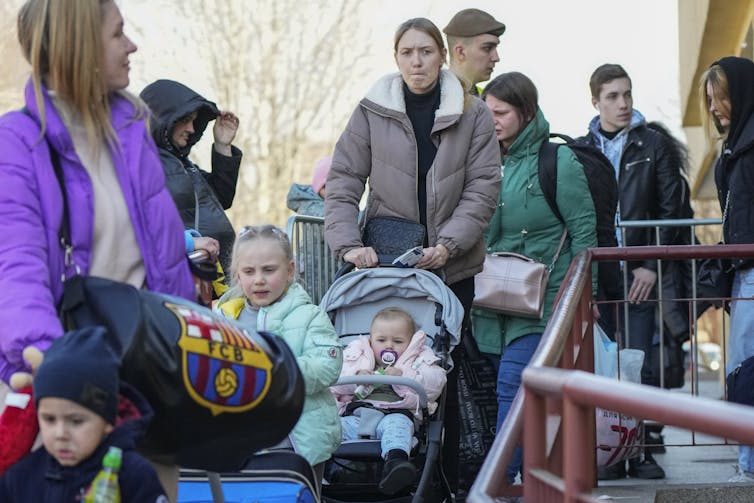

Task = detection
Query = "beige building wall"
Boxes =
[679,0,712,199]
[678,0,754,200]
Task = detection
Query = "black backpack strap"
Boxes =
[549,132,575,144]
[537,139,564,224]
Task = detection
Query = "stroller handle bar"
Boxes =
[334,375,428,407]
[188,249,211,262]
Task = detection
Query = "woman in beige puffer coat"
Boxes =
[324,17,500,491]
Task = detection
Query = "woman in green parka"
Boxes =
[472,72,597,482]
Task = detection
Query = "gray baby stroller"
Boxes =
[319,267,462,503]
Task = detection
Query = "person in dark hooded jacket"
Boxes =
[140,79,242,275]
[701,56,754,483]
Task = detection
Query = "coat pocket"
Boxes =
[624,157,651,170]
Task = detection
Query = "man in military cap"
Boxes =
[444,8,505,95]
[440,12,505,497]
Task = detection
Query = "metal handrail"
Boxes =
[524,368,754,444]
[469,241,754,503]
[521,367,754,501]
[612,218,722,391]
[617,217,721,228]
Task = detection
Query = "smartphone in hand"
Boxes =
[392,246,424,268]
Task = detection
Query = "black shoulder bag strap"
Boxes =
[536,136,569,272]
[19,107,86,323]
[19,107,74,269]
[45,141,89,322]
[48,143,72,261]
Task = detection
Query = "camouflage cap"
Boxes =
[443,8,505,38]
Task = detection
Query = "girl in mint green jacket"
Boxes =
[216,225,342,482]
[473,73,597,483]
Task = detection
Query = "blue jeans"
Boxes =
[728,267,754,472]
[341,412,414,459]
[496,333,541,483]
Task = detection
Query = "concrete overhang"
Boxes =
[683,0,754,198]
[683,0,754,128]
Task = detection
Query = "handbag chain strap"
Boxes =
[721,190,730,244]
[547,228,569,273]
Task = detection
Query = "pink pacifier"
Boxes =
[380,350,398,365]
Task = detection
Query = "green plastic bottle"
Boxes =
[84,446,122,503]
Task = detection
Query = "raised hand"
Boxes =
[213,111,240,156]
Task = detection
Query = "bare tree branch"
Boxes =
[186,0,372,226]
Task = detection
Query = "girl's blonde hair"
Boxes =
[698,64,730,145]
[228,225,294,292]
[17,0,144,147]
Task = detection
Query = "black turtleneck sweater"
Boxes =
[599,127,621,140]
[404,82,441,230]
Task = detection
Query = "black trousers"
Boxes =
[444,276,475,492]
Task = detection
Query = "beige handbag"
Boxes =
[473,230,567,319]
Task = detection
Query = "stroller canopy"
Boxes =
[319,268,463,350]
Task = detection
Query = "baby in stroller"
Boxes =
[331,307,446,496]
[320,267,461,501]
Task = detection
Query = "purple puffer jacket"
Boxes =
[0,80,195,382]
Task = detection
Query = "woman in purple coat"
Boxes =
[0,0,194,386]
[0,2,195,498]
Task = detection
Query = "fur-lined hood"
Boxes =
[325,68,501,285]
[361,69,465,120]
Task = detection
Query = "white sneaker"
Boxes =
[728,465,754,483]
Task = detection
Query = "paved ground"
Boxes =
[592,370,754,502]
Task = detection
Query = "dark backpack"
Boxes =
[537,133,620,299]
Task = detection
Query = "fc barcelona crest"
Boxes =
[167,303,273,416]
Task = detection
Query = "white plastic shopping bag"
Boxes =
[594,324,645,466]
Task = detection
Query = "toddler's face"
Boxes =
[236,237,295,308]
[370,318,412,363]
[38,397,113,467]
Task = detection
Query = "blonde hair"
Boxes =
[371,307,416,334]
[394,18,446,56]
[17,0,143,147]
[229,225,294,291]
[699,64,730,145]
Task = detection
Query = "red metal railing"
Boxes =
[522,367,754,502]
[468,243,754,503]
